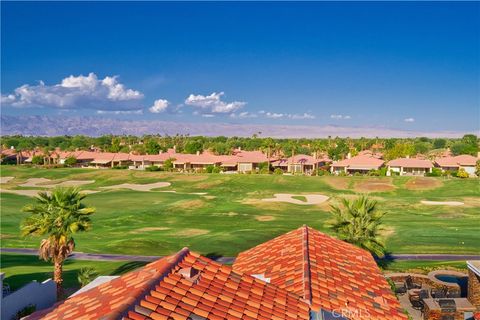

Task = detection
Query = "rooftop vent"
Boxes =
[177,267,200,283]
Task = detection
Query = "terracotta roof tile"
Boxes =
[233,226,407,320]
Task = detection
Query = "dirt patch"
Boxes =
[203,195,216,200]
[255,215,275,222]
[170,175,208,182]
[129,227,170,234]
[19,178,94,188]
[405,177,443,190]
[174,199,205,209]
[262,193,329,205]
[463,197,480,208]
[175,228,210,237]
[323,176,350,190]
[437,212,466,219]
[421,200,464,206]
[380,226,395,238]
[100,182,171,191]
[0,188,98,197]
[354,178,396,192]
[195,179,227,189]
[0,177,14,184]
[0,234,14,239]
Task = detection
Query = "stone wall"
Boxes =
[468,268,480,307]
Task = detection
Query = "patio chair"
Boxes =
[405,275,422,290]
[418,289,429,300]
[409,296,424,311]
[394,282,407,295]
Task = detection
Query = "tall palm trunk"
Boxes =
[54,259,64,298]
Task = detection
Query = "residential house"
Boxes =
[331,154,385,174]
[435,155,479,176]
[27,226,407,320]
[233,149,270,173]
[387,158,433,176]
[272,154,331,174]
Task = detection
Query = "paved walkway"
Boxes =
[2,248,479,263]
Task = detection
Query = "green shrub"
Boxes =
[77,267,99,287]
[368,170,379,176]
[64,156,77,167]
[354,172,362,176]
[426,167,442,177]
[259,167,271,174]
[112,165,128,169]
[145,165,161,172]
[163,158,175,171]
[456,168,469,178]
[389,169,400,176]
[205,165,215,173]
[274,168,284,175]
[338,171,347,176]
[378,167,387,176]
[212,166,221,173]
[31,155,44,165]
[315,169,330,176]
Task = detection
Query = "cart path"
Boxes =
[2,248,479,263]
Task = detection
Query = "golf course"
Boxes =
[1,166,479,256]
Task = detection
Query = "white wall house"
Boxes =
[386,158,433,176]
[1,273,56,320]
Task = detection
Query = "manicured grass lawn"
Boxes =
[0,253,147,291]
[1,166,479,258]
[382,260,467,274]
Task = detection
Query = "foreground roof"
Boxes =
[233,226,407,320]
[29,248,310,320]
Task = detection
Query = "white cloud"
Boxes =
[265,112,284,119]
[97,109,143,115]
[202,114,215,118]
[1,73,143,112]
[185,92,246,114]
[149,99,169,113]
[289,113,315,120]
[263,112,315,120]
[230,112,258,119]
[404,117,415,123]
[330,114,351,120]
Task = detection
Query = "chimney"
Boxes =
[238,146,241,151]
[196,151,200,156]
[347,152,351,159]
[159,150,163,154]
[173,145,176,153]
[177,267,200,283]
[406,155,410,159]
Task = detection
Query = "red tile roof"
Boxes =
[387,158,433,168]
[233,226,407,320]
[331,155,384,170]
[28,248,310,320]
[435,154,478,167]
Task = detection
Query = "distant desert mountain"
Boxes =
[0,115,469,138]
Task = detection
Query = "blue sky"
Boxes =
[1,1,479,134]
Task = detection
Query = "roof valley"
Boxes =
[302,225,313,305]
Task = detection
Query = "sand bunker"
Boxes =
[19,178,94,188]
[262,193,329,205]
[421,200,464,206]
[0,177,14,184]
[0,189,99,197]
[354,179,396,192]
[100,182,171,191]
[406,177,443,190]
[129,227,170,234]
[255,215,276,222]
[175,228,209,237]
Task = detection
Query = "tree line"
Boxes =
[2,134,478,160]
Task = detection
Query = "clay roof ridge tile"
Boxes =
[302,225,313,305]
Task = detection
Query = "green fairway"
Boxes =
[1,166,479,257]
[0,253,147,291]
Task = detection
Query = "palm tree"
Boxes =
[21,187,95,297]
[329,196,386,257]
[77,267,99,287]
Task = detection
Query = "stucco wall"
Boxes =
[1,278,56,320]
